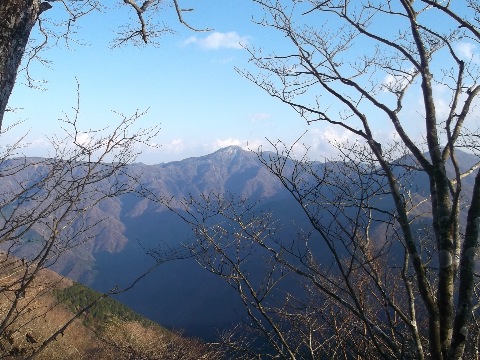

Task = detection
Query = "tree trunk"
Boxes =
[451,169,480,359]
[0,0,40,131]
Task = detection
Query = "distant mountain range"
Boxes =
[6,146,479,340]
[86,146,299,339]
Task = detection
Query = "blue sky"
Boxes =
[4,1,478,164]
[5,1,312,164]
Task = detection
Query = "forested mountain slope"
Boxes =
[4,146,477,340]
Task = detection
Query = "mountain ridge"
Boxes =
[3,146,478,340]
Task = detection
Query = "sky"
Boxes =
[3,1,478,164]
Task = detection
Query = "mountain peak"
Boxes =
[207,146,255,163]
[214,145,244,156]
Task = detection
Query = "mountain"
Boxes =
[2,146,478,341]
[85,146,299,339]
[0,146,297,340]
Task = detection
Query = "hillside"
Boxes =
[0,256,222,359]
[11,146,297,340]
[1,146,478,341]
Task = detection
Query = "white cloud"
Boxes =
[210,137,269,152]
[382,67,416,91]
[9,136,52,158]
[212,138,244,149]
[435,97,451,120]
[75,132,90,146]
[207,138,279,157]
[382,74,396,87]
[184,32,249,50]
[286,127,360,160]
[136,138,184,160]
[249,112,271,123]
[318,127,351,144]
[163,138,185,153]
[212,57,235,64]
[245,139,266,152]
[125,137,184,164]
[456,42,480,63]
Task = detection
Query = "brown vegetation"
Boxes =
[0,256,223,359]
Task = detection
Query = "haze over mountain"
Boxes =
[6,146,478,340]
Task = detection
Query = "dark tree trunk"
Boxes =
[451,169,480,359]
[0,0,40,130]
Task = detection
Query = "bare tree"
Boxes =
[96,319,224,360]
[0,0,210,356]
[0,92,164,356]
[175,1,480,359]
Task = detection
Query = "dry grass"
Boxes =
[0,256,223,359]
